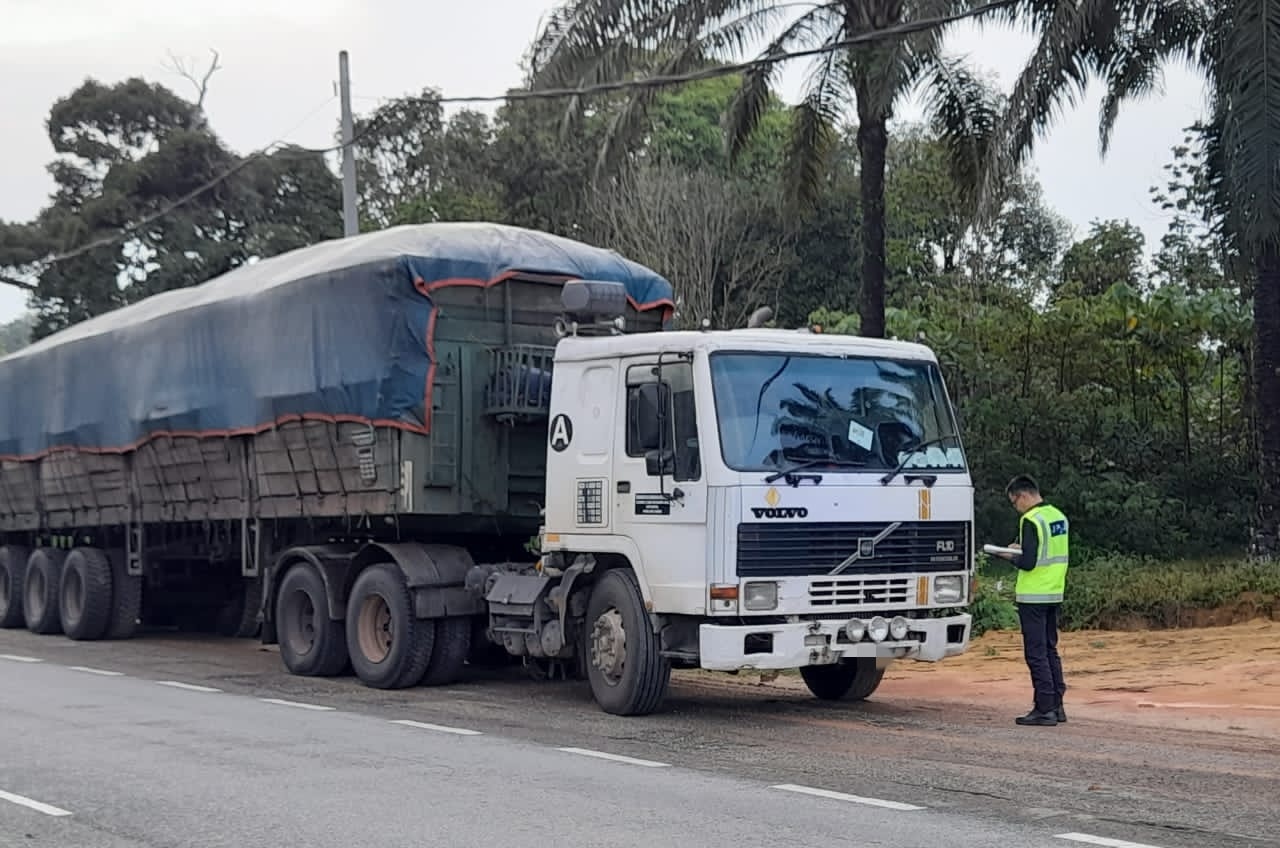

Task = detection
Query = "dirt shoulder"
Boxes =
[704,618,1280,737]
[882,618,1280,735]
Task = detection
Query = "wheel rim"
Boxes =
[282,589,317,657]
[356,594,393,664]
[62,567,84,624]
[590,607,627,685]
[26,567,45,618]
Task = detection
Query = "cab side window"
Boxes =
[625,361,700,482]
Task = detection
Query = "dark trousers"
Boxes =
[1017,602,1066,712]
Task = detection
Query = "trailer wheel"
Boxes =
[23,549,66,635]
[105,550,142,640]
[0,545,32,629]
[800,658,885,702]
[216,578,263,639]
[60,548,114,642]
[420,616,472,686]
[345,563,435,689]
[276,563,348,676]
[583,569,670,716]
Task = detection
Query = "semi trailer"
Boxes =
[0,222,974,716]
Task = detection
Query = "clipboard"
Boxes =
[983,544,1021,558]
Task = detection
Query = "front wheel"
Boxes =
[800,658,885,702]
[583,569,670,716]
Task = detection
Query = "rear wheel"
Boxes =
[800,658,885,702]
[0,545,32,628]
[60,548,114,642]
[24,549,66,635]
[276,563,347,676]
[105,549,143,640]
[583,569,670,716]
[345,563,435,689]
[420,615,472,686]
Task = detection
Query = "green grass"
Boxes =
[968,552,1280,635]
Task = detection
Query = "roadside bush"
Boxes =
[966,553,1280,633]
[968,556,1019,636]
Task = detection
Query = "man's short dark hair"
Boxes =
[1006,474,1040,497]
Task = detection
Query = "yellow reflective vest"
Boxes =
[1014,503,1069,604]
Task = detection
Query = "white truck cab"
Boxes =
[536,282,973,712]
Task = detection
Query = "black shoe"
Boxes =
[1015,709,1059,726]
[1055,704,1067,723]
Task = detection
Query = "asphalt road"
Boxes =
[1,629,1276,848]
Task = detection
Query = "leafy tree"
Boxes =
[1058,219,1146,299]
[526,0,1005,339]
[0,77,342,340]
[983,0,1280,556]
[0,315,32,356]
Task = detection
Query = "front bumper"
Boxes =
[698,613,972,671]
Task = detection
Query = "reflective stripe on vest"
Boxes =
[1014,503,1069,604]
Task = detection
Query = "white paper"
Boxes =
[983,544,1022,557]
[847,420,874,451]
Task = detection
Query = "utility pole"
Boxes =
[338,50,358,237]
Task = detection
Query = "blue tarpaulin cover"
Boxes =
[0,222,675,459]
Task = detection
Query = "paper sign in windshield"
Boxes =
[847,420,874,451]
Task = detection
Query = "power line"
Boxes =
[3,0,1016,284]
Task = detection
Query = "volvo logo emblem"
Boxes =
[829,522,902,575]
[751,506,809,519]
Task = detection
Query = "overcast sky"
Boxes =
[0,0,1207,324]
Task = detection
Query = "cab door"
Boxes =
[612,353,708,613]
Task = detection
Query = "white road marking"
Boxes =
[68,666,124,677]
[771,783,926,811]
[1055,833,1166,848]
[155,681,222,693]
[556,747,669,768]
[390,719,483,736]
[260,697,335,711]
[0,789,72,817]
[0,654,43,663]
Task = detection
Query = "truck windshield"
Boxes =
[708,350,965,474]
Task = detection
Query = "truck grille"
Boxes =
[736,520,970,577]
[809,576,914,607]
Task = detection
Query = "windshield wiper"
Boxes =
[879,434,961,486]
[765,456,866,486]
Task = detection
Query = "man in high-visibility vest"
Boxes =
[997,474,1069,727]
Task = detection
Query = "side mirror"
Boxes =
[632,382,668,452]
[645,449,675,477]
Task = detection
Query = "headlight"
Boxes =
[933,575,963,604]
[867,616,889,642]
[743,581,778,611]
[844,618,867,642]
[889,616,910,641]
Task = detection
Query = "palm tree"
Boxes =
[983,0,1280,555]
[527,0,1004,338]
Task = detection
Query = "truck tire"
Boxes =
[105,550,142,640]
[583,568,671,716]
[420,616,472,686]
[216,578,263,639]
[60,548,114,642]
[0,545,32,628]
[800,658,885,702]
[345,563,435,689]
[276,563,348,677]
[24,549,66,635]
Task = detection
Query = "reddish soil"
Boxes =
[883,618,1280,736]
[713,618,1280,737]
